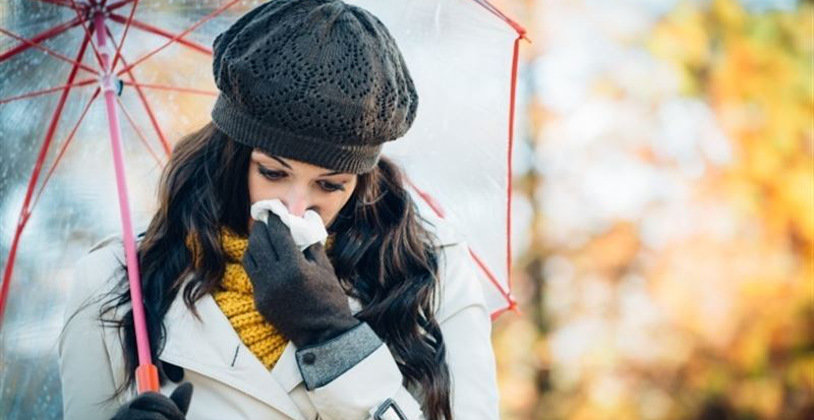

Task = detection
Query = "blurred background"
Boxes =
[492,0,813,418]
[1,0,812,419]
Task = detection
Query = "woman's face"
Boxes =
[247,149,358,230]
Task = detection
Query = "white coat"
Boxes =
[58,220,500,419]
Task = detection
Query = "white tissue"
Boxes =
[249,198,328,251]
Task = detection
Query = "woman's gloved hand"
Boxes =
[111,382,193,420]
[242,214,361,348]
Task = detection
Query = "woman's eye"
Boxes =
[259,167,286,180]
[319,181,345,192]
[259,165,344,192]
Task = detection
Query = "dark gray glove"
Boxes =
[242,214,360,348]
[111,382,193,420]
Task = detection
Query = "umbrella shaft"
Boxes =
[93,13,157,390]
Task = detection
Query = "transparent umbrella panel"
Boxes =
[0,0,521,417]
[1,2,261,417]
[364,0,519,314]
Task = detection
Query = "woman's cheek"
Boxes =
[249,176,282,203]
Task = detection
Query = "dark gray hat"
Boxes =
[210,0,418,174]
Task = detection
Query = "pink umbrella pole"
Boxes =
[93,12,158,393]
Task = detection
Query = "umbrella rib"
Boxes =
[404,176,447,217]
[470,0,528,38]
[468,248,515,304]
[468,1,529,318]
[405,177,517,312]
[0,78,96,105]
[0,27,99,75]
[489,303,519,321]
[105,25,171,156]
[108,0,140,74]
[30,88,102,212]
[115,95,166,168]
[18,36,93,222]
[0,32,93,326]
[503,37,523,298]
[115,0,240,76]
[108,13,213,55]
[0,17,83,63]
[68,0,105,69]
[471,248,520,321]
[120,81,218,96]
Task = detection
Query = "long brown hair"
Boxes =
[100,121,453,419]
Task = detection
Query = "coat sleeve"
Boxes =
[296,240,500,419]
[58,244,127,420]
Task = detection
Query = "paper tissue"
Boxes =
[249,198,328,251]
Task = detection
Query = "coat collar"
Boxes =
[159,276,304,419]
[158,275,364,419]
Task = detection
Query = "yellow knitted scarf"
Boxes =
[184,225,334,370]
[213,226,289,369]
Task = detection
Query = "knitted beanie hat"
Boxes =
[210,0,419,174]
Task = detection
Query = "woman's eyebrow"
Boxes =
[271,156,292,169]
[271,155,343,177]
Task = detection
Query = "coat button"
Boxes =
[302,352,316,365]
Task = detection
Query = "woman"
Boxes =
[58,1,498,419]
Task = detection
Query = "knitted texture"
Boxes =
[183,225,336,369]
[212,226,288,369]
[210,0,418,174]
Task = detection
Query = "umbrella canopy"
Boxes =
[356,0,526,319]
[0,0,525,415]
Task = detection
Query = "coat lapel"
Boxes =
[158,274,365,419]
[160,285,305,420]
[269,340,302,392]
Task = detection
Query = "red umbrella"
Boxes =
[0,0,527,404]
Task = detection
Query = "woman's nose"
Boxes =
[282,190,309,217]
